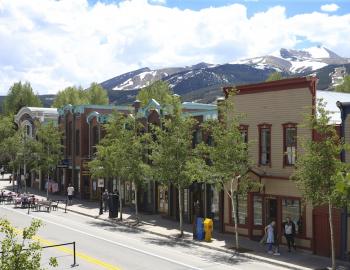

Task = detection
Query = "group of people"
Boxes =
[263,217,297,255]
[102,189,120,212]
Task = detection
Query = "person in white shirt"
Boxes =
[67,183,74,205]
[283,217,296,252]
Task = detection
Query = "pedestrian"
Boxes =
[102,189,109,212]
[193,200,200,239]
[265,221,275,254]
[67,183,74,205]
[283,217,296,252]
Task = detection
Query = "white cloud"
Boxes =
[0,0,349,95]
[320,3,339,12]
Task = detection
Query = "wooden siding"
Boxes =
[227,87,313,178]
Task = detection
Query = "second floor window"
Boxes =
[284,124,297,165]
[259,124,271,165]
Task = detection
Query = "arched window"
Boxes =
[22,120,33,138]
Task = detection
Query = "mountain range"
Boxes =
[101,46,350,105]
[1,46,349,108]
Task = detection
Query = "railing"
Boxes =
[0,241,78,267]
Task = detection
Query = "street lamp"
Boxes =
[98,178,104,215]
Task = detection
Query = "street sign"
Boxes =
[97,179,104,188]
[57,164,68,168]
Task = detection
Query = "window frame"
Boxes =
[281,197,305,238]
[283,123,297,167]
[230,193,248,226]
[239,124,249,144]
[258,123,272,166]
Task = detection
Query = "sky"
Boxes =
[0,0,349,95]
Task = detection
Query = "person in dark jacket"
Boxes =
[102,189,109,212]
[283,217,296,252]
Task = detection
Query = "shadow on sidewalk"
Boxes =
[86,220,142,235]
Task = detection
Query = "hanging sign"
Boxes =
[97,179,104,188]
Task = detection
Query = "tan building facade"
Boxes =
[222,77,346,256]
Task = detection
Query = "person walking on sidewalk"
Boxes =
[283,217,296,252]
[265,221,276,254]
[67,183,74,206]
[102,189,109,212]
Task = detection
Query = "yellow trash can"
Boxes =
[203,218,213,242]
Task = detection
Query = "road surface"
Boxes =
[0,203,289,270]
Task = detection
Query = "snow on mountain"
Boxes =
[290,60,327,73]
[105,63,214,91]
[235,46,349,73]
[305,46,330,58]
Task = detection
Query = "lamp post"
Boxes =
[98,178,104,215]
[46,145,50,200]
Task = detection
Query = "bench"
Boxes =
[51,201,59,211]
[37,200,52,212]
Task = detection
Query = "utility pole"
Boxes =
[47,145,50,200]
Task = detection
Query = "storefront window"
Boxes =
[282,199,301,234]
[253,195,263,225]
[210,187,219,222]
[233,195,247,225]
[184,189,189,216]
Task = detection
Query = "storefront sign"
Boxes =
[97,179,104,188]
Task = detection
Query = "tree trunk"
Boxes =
[12,168,15,191]
[118,178,123,221]
[230,192,239,250]
[134,182,138,217]
[24,163,27,193]
[178,186,184,237]
[230,179,239,250]
[328,200,336,270]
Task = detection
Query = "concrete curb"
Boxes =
[58,205,312,270]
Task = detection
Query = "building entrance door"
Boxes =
[266,198,277,224]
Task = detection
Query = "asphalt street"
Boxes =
[0,204,289,270]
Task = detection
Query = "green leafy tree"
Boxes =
[0,219,57,270]
[14,127,39,193]
[3,81,42,115]
[336,75,350,93]
[137,81,174,107]
[52,86,88,108]
[34,121,63,199]
[293,99,348,270]
[0,115,17,174]
[266,72,283,82]
[120,116,152,218]
[86,83,109,105]
[151,102,208,236]
[0,132,21,191]
[89,112,128,220]
[0,115,16,144]
[200,91,259,250]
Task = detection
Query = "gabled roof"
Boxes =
[58,104,132,116]
[15,107,58,124]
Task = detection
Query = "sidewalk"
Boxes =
[1,179,349,270]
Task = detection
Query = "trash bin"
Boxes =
[204,218,213,242]
[196,217,204,240]
[108,193,118,218]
